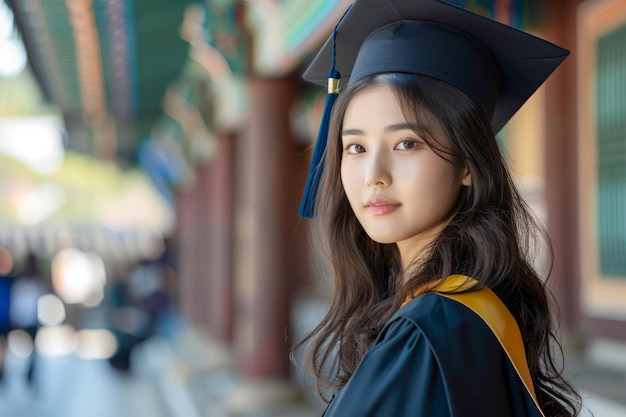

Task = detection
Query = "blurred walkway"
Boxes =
[0,314,325,417]
[0,305,625,417]
[0,348,167,417]
[151,299,626,417]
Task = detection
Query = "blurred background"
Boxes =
[0,0,624,416]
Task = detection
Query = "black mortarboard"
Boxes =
[298,0,569,218]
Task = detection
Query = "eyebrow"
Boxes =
[341,122,418,136]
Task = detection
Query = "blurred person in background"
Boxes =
[0,247,15,385]
[106,261,158,374]
[9,252,48,387]
[137,240,179,339]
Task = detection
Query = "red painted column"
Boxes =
[233,77,297,381]
[176,134,236,341]
[543,0,582,329]
[175,177,206,328]
[197,134,236,343]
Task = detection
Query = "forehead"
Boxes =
[342,81,448,140]
[343,84,404,124]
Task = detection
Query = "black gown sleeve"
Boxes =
[322,293,541,417]
[323,315,451,417]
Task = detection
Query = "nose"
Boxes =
[365,149,391,187]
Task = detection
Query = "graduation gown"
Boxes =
[323,291,542,417]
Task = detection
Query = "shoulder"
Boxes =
[378,293,524,411]
[395,291,471,323]
[375,292,509,390]
[325,292,540,417]
[379,292,495,347]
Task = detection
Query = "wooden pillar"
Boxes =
[176,178,206,328]
[234,77,295,379]
[176,135,236,341]
[197,135,235,343]
[543,0,581,329]
[229,76,303,410]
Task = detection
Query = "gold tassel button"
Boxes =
[328,78,340,94]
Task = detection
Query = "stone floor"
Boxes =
[0,302,625,417]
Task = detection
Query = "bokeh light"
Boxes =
[35,324,77,357]
[7,329,34,358]
[0,2,26,77]
[37,293,66,326]
[75,329,118,360]
[81,285,105,308]
[51,248,107,306]
[0,116,66,175]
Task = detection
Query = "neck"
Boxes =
[396,229,441,274]
[396,216,456,274]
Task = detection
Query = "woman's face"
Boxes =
[340,84,471,261]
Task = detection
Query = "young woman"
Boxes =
[295,0,582,416]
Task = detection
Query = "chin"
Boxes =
[364,231,398,245]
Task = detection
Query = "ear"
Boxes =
[461,162,472,187]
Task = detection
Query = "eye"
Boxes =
[345,143,365,154]
[395,140,420,151]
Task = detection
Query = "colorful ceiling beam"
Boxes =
[5,0,545,167]
[8,0,72,110]
[245,0,542,78]
[6,0,197,161]
[100,0,135,122]
[282,0,351,52]
[67,0,106,119]
[245,0,352,76]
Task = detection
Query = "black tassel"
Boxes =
[298,69,340,218]
[298,6,351,218]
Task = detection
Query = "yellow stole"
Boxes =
[403,274,545,417]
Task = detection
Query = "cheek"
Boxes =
[341,164,354,199]
[405,162,461,204]
[341,162,362,207]
[340,161,355,190]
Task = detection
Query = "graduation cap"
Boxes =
[298,0,569,218]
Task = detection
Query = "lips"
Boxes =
[364,196,400,215]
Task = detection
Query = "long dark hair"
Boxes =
[294,73,581,416]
